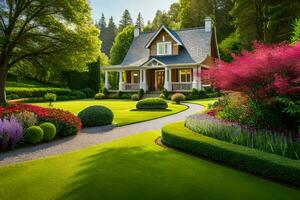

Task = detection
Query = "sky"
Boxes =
[89,0,178,24]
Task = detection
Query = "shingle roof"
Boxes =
[121,27,212,66]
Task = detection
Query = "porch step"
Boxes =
[142,92,161,99]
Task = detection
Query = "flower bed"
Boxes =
[0,103,81,150]
[185,114,300,160]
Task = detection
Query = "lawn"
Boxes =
[185,98,218,109]
[0,131,299,200]
[33,99,187,126]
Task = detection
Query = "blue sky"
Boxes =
[89,0,178,24]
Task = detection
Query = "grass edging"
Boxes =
[161,122,300,187]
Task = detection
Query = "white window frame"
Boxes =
[157,42,172,56]
[179,69,192,83]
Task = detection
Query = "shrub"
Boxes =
[13,111,38,129]
[159,93,166,99]
[44,93,57,107]
[70,90,86,99]
[138,89,144,99]
[78,106,114,127]
[162,122,300,187]
[171,93,186,104]
[94,93,105,99]
[119,92,133,99]
[136,98,168,110]
[80,88,96,98]
[131,94,140,101]
[161,88,169,99]
[198,90,208,99]
[102,87,109,97]
[7,94,20,100]
[25,126,44,144]
[40,123,56,142]
[0,116,23,149]
[0,103,81,136]
[6,88,71,99]
[185,115,300,160]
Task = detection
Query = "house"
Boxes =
[103,16,219,93]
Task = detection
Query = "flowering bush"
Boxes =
[0,103,81,136]
[12,111,38,129]
[0,116,24,149]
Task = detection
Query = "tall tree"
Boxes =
[135,12,144,29]
[96,13,110,56]
[0,0,100,104]
[151,10,172,30]
[106,17,118,56]
[168,3,180,23]
[110,26,134,65]
[119,9,133,31]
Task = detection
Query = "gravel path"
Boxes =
[0,103,203,166]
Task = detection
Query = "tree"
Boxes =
[96,13,110,56]
[292,18,300,43]
[119,9,133,31]
[0,0,100,104]
[168,3,180,23]
[135,12,144,30]
[110,25,134,65]
[151,10,172,30]
[106,17,118,56]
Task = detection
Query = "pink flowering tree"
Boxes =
[206,42,300,131]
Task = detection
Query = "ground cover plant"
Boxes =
[33,99,186,126]
[0,131,299,200]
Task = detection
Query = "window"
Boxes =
[179,69,192,82]
[157,42,172,55]
[131,71,139,83]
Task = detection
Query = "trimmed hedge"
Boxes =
[6,88,71,98]
[78,106,114,127]
[136,98,168,110]
[161,122,300,187]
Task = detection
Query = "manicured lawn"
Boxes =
[185,98,218,109]
[0,131,299,200]
[33,99,187,126]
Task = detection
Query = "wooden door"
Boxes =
[156,70,164,91]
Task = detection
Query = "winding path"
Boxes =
[0,103,204,166]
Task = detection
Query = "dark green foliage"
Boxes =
[6,94,20,100]
[78,106,114,127]
[6,88,71,99]
[94,93,105,99]
[171,93,186,104]
[136,98,168,110]
[81,88,96,98]
[102,88,109,97]
[135,12,145,30]
[219,32,243,62]
[87,58,100,92]
[61,71,89,90]
[119,10,133,31]
[25,126,44,144]
[40,123,56,142]
[131,94,140,101]
[110,26,134,65]
[161,88,170,99]
[162,122,300,187]
[292,18,300,43]
[138,89,145,99]
[70,90,87,99]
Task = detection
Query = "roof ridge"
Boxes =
[141,26,205,34]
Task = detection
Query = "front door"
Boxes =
[156,70,164,91]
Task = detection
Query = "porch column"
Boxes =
[118,71,123,91]
[104,71,109,89]
[139,69,143,89]
[168,68,172,91]
[164,67,169,90]
[192,67,198,90]
[198,67,202,90]
[143,69,147,91]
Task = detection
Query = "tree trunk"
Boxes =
[0,68,8,105]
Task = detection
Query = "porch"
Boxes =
[104,66,202,92]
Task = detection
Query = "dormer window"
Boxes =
[157,42,172,56]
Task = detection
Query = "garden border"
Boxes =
[161,122,300,188]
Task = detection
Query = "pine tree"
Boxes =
[119,9,133,31]
[106,17,118,57]
[135,12,145,29]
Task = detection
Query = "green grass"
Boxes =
[0,131,299,200]
[185,98,218,109]
[33,99,187,126]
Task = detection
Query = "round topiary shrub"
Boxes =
[78,106,114,127]
[131,94,140,101]
[171,93,186,104]
[40,123,56,142]
[25,126,44,144]
[136,98,168,110]
[95,93,105,99]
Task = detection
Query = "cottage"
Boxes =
[104,16,219,93]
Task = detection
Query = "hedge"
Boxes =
[136,98,168,109]
[161,122,300,187]
[6,87,71,98]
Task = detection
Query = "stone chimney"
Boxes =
[134,25,141,37]
[205,16,212,32]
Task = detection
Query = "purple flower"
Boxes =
[0,117,24,149]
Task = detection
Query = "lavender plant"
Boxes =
[0,116,24,149]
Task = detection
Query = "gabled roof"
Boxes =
[121,27,212,67]
[144,26,183,48]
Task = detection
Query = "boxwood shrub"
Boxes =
[162,122,300,187]
[6,88,71,98]
[25,126,44,144]
[136,98,168,110]
[40,122,56,142]
[78,105,114,127]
